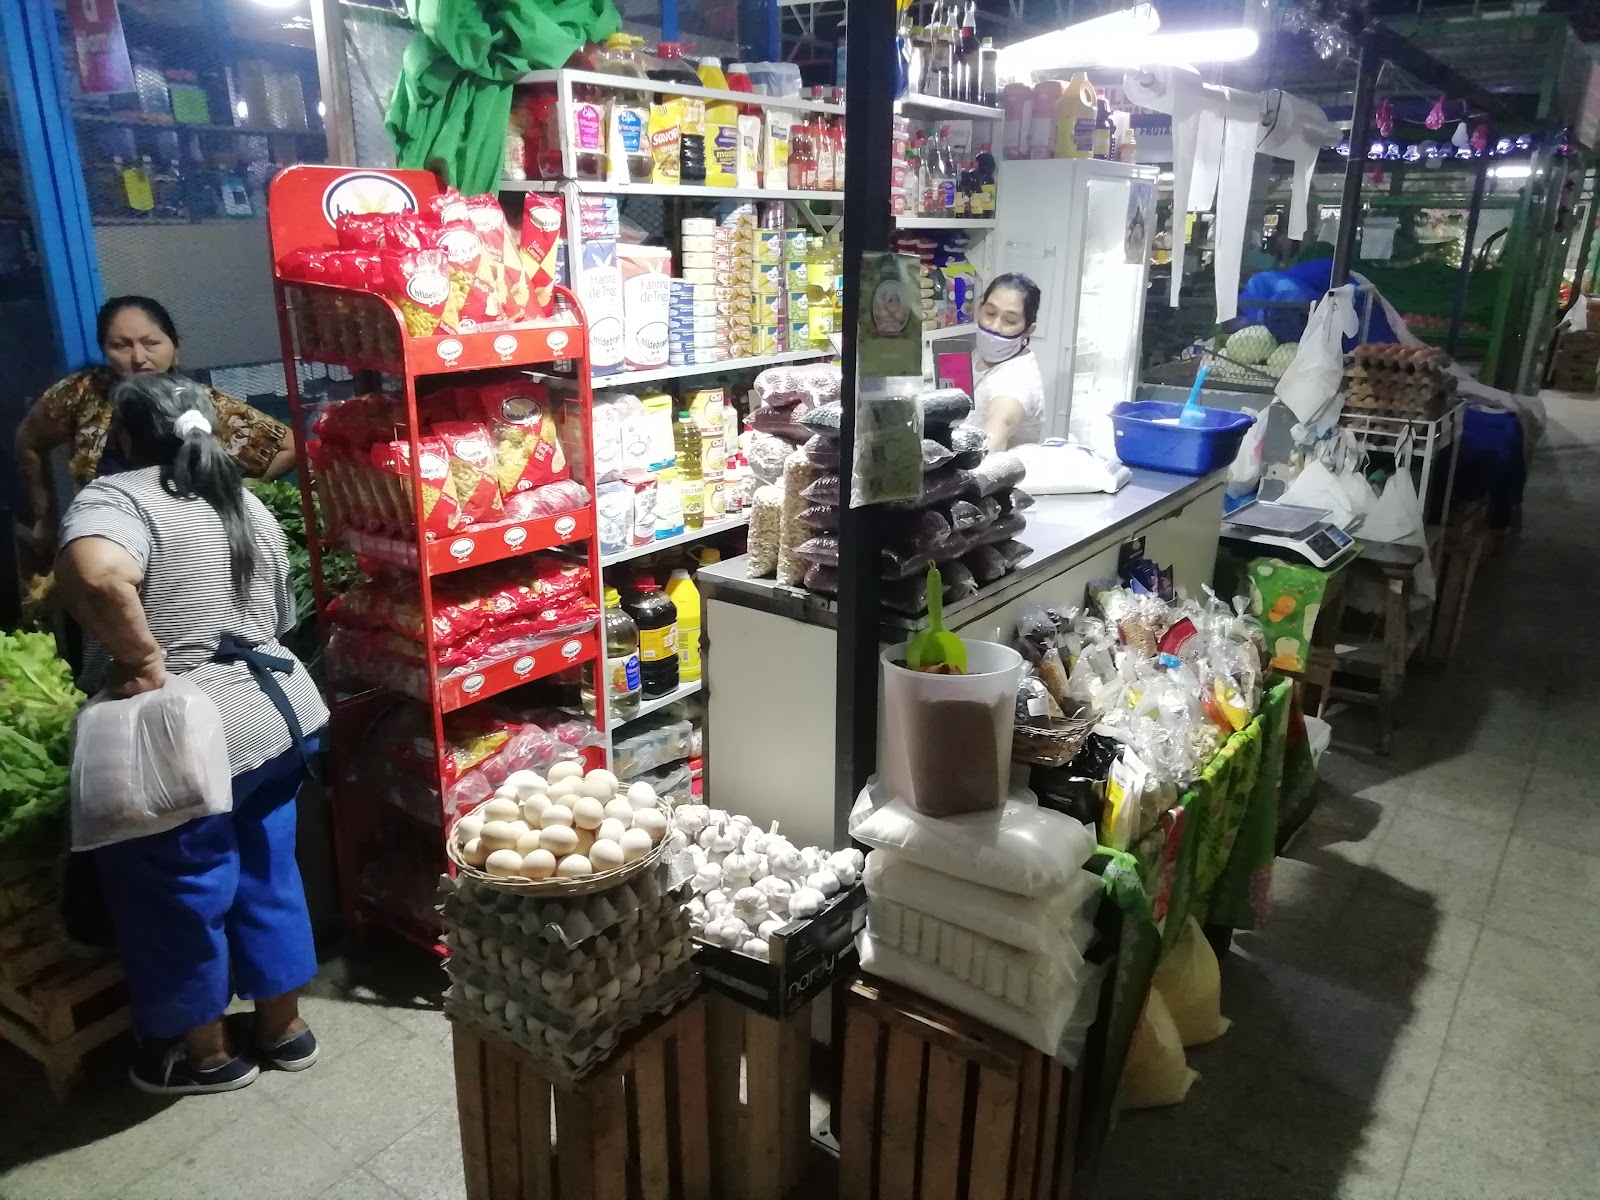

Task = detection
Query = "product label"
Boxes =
[938,180,956,211]
[1074,117,1095,155]
[573,102,604,151]
[638,626,677,663]
[616,107,645,154]
[609,653,642,695]
[623,270,672,367]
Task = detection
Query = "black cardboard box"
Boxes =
[691,883,867,1018]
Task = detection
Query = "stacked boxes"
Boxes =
[753,201,787,354]
[785,228,809,353]
[718,203,757,359]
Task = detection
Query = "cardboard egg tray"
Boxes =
[1342,343,1457,418]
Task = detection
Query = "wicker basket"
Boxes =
[445,798,672,898]
[1012,717,1096,768]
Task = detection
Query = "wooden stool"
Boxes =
[451,995,712,1200]
[1427,501,1489,662]
[0,876,130,1103]
[704,993,813,1200]
[1330,538,1424,754]
[838,977,1080,1200]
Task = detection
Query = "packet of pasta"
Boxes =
[431,419,505,526]
[374,435,462,538]
[385,248,452,337]
[519,194,565,319]
[473,379,568,494]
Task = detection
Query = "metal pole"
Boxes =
[309,0,358,166]
[834,0,894,844]
[1330,41,1379,288]
[1446,160,1488,358]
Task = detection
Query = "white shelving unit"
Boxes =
[578,349,833,389]
[503,179,844,203]
[518,68,845,115]
[614,679,702,728]
[897,94,1005,121]
[924,322,976,342]
[601,512,750,568]
[895,216,996,230]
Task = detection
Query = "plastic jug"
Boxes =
[665,569,702,684]
[1055,72,1095,158]
[702,57,739,187]
[602,587,641,720]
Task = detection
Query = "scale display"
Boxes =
[1221,506,1357,569]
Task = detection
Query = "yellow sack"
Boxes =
[1152,916,1232,1046]
[1121,987,1196,1109]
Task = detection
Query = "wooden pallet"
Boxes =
[451,994,712,1200]
[0,905,129,1102]
[704,992,812,1200]
[839,977,1081,1200]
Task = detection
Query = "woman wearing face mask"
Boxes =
[15,296,296,555]
[970,273,1046,452]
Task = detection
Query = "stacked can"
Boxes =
[669,264,721,369]
[717,203,756,360]
[784,229,810,354]
[752,201,788,356]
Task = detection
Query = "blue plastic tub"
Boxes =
[1110,401,1256,476]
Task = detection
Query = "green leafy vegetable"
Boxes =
[0,630,83,855]
[248,479,358,673]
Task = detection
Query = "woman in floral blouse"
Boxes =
[15,296,296,552]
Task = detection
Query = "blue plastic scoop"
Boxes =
[1179,362,1212,427]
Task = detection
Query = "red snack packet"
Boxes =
[373,435,462,538]
[464,194,525,323]
[519,194,565,319]
[383,247,454,337]
[473,378,568,493]
[431,419,505,526]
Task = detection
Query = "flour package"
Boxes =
[617,245,671,369]
[70,677,234,850]
[578,239,625,376]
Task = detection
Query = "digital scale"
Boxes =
[1221,500,1358,569]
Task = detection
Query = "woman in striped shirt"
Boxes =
[55,373,330,1096]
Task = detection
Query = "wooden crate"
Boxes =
[0,904,129,1102]
[838,978,1080,1200]
[704,992,812,1200]
[451,994,712,1200]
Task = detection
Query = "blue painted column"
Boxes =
[2,0,105,369]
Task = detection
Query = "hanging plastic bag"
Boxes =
[1224,410,1267,501]
[70,677,234,851]
[1121,986,1197,1108]
[1150,916,1232,1046]
[1275,284,1358,429]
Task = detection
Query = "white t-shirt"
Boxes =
[971,348,1046,449]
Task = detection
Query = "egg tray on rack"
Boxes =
[1342,343,1458,419]
[446,797,673,898]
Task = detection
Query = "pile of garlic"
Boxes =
[672,804,865,962]
[454,761,669,882]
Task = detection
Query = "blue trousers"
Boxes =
[96,742,320,1041]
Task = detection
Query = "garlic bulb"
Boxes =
[721,852,753,889]
[742,938,771,962]
[827,851,860,887]
[733,887,770,921]
[758,916,786,940]
[788,886,825,919]
[756,876,793,911]
[807,869,841,897]
[768,846,806,880]
[692,862,723,893]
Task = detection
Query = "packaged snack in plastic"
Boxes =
[373,435,462,537]
[996,539,1033,568]
[749,404,813,443]
[880,546,929,581]
[921,439,956,472]
[797,503,840,532]
[798,402,843,435]
[941,559,978,601]
[977,512,1028,546]
[748,485,784,577]
[501,479,590,521]
[796,533,840,565]
[778,451,824,587]
[801,433,841,467]
[884,466,971,511]
[472,378,568,494]
[853,393,924,507]
[747,431,794,486]
[949,423,987,457]
[972,451,1027,497]
[963,545,1008,585]
[431,420,504,526]
[885,507,951,555]
[803,563,838,594]
[1000,487,1036,514]
[919,388,974,425]
[942,498,985,534]
[800,473,843,507]
[518,193,565,319]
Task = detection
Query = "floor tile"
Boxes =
[1510,786,1600,859]
[1482,870,1600,960]
[1264,856,1362,928]
[1461,927,1600,1024]
[1378,807,1510,874]
[1445,979,1600,1103]
[1358,842,1497,920]
[364,1107,466,1200]
[318,1168,408,1200]
[1498,834,1600,904]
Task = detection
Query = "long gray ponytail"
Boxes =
[108,373,259,601]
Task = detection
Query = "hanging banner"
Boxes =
[68,0,134,95]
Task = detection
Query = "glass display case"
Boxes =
[993,157,1157,452]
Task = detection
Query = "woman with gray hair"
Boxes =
[54,373,329,1095]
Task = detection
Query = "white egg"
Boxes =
[503,770,548,798]
[556,854,594,878]
[454,815,484,845]
[573,826,596,857]
[539,825,579,856]
[548,760,585,783]
[586,767,620,792]
[485,849,524,877]
[590,839,625,871]
[546,777,580,801]
[602,797,633,823]
[627,781,658,806]
[632,808,668,844]
[619,827,653,862]
[577,775,614,803]
[521,848,557,879]
[505,819,531,840]
[515,829,544,856]
[483,796,521,824]
[461,837,489,867]
[539,804,574,829]
[520,794,551,824]
[479,821,520,852]
[597,818,629,844]
[571,796,606,831]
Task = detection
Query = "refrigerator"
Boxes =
[993,158,1158,455]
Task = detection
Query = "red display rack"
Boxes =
[267,165,604,952]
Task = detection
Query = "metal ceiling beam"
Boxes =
[1364,23,1523,123]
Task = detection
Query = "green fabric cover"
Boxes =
[385,0,622,196]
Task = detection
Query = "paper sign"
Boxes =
[68,0,134,95]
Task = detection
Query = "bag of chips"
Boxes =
[472,379,568,494]
[431,420,504,526]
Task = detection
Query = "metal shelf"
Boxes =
[584,349,833,388]
[613,679,702,727]
[897,94,1004,121]
[502,179,842,202]
[601,512,750,568]
[924,323,977,342]
[895,217,996,230]
[517,69,845,115]
[73,110,324,138]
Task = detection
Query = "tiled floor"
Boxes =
[4,393,1599,1200]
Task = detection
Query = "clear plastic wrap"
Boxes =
[921,439,955,472]
[747,485,784,577]
[963,545,1008,585]
[748,404,813,443]
[801,433,841,467]
[943,499,985,533]
[800,474,842,507]
[883,466,972,512]
[795,534,839,565]
[798,402,843,435]
[918,388,975,425]
[747,431,794,486]
[803,563,838,594]
[853,393,924,507]
[886,507,951,555]
[796,503,840,531]
[612,715,693,780]
[972,451,1027,497]
[71,678,234,851]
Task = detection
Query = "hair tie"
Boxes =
[173,410,212,439]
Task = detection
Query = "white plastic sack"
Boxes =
[1224,411,1267,500]
[849,777,1098,897]
[863,850,1100,958]
[70,676,233,851]
[1275,285,1358,428]
[1012,440,1132,495]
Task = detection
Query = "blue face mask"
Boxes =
[975,324,1025,363]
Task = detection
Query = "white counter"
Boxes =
[695,468,1227,852]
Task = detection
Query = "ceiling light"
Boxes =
[999,18,1259,78]
[1491,163,1533,180]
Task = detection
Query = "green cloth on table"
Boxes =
[1210,678,1292,930]
[385,0,621,195]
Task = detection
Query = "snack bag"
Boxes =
[463,194,525,323]
[519,195,565,319]
[373,435,462,538]
[384,248,453,337]
[431,420,505,526]
[473,379,568,494]
[648,103,682,186]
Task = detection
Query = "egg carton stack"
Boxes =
[1342,343,1458,418]
[440,863,698,1080]
[672,804,865,963]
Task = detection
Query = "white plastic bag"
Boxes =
[1224,412,1266,500]
[1012,440,1132,495]
[1275,285,1357,428]
[849,777,1097,897]
[70,677,234,851]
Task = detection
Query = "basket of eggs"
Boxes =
[448,760,672,896]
